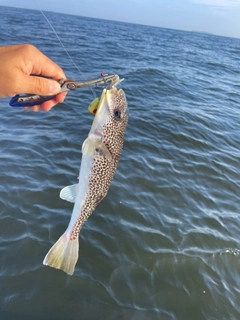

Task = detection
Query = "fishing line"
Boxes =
[33,2,96,98]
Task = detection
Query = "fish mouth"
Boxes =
[89,88,109,136]
[106,75,123,90]
[89,78,124,136]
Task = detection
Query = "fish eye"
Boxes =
[114,109,121,119]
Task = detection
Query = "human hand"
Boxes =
[0,44,67,112]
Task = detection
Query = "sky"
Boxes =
[1,0,240,38]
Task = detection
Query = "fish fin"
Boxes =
[82,137,112,160]
[43,232,79,275]
[60,184,78,203]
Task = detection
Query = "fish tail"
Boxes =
[43,232,79,275]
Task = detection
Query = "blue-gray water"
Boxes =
[1,5,240,320]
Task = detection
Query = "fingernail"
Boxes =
[49,81,61,94]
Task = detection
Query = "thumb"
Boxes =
[23,75,61,96]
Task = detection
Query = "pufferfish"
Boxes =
[43,76,128,275]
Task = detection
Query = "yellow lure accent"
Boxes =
[88,97,100,115]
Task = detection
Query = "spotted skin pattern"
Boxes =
[70,88,128,240]
[43,85,128,275]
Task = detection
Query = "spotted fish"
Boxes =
[43,76,128,275]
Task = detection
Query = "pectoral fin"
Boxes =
[60,184,78,203]
[82,137,112,160]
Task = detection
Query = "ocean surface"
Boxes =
[1,5,240,320]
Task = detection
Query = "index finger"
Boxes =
[23,45,66,81]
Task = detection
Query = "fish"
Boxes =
[43,76,128,275]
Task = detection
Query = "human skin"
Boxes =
[0,44,67,112]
